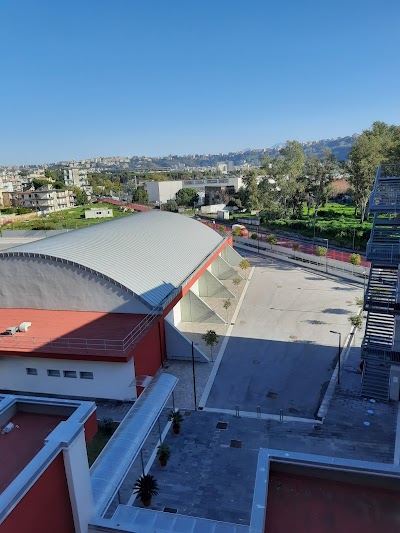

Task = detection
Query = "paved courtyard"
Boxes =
[134,342,397,524]
[206,256,362,418]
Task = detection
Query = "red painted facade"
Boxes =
[1,453,75,533]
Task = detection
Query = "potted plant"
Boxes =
[157,443,171,466]
[168,409,183,434]
[133,474,159,507]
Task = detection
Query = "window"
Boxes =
[26,368,37,376]
[63,370,77,378]
[47,369,60,377]
[80,371,93,380]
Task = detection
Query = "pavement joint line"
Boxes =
[316,314,362,422]
[202,406,321,424]
[198,267,255,408]
[394,404,400,465]
[126,420,173,507]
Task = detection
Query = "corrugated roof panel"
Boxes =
[0,212,223,308]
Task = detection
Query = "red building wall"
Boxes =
[1,453,75,533]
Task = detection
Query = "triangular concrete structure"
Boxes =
[210,255,244,281]
[198,270,235,298]
[164,321,209,362]
[221,244,244,267]
[181,290,225,323]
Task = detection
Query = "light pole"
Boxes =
[330,330,342,384]
[363,269,367,299]
[322,238,329,273]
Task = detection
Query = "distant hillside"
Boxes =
[128,135,357,170]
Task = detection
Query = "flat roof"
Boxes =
[0,309,148,362]
[265,471,400,533]
[0,411,66,493]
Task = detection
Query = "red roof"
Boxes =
[0,412,66,493]
[0,309,150,362]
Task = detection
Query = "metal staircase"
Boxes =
[361,164,400,401]
[361,361,390,400]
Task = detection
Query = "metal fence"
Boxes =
[201,220,370,268]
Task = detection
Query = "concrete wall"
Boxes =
[0,256,150,313]
[0,356,136,400]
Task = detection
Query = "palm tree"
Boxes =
[133,474,159,507]
[223,299,231,323]
[202,330,220,362]
[232,277,242,296]
[239,259,251,278]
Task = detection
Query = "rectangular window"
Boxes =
[47,369,60,377]
[80,371,93,380]
[63,370,77,378]
[26,368,37,375]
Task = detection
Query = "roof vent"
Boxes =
[19,322,32,332]
[2,422,15,434]
[4,326,18,336]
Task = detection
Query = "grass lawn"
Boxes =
[87,421,119,467]
[2,203,133,231]
[233,203,372,249]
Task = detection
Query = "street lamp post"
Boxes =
[322,238,329,274]
[330,330,342,385]
[363,269,367,298]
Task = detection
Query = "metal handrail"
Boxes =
[0,309,161,354]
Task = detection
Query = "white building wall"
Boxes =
[144,181,183,204]
[0,356,137,400]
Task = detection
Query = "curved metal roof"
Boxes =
[0,211,223,308]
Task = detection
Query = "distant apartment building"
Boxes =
[0,189,11,207]
[64,168,93,199]
[216,162,228,174]
[145,177,243,206]
[14,184,75,214]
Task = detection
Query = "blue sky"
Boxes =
[1,0,399,164]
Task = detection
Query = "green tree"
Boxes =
[162,200,178,212]
[132,186,149,204]
[71,187,88,205]
[304,150,336,231]
[176,188,199,206]
[202,330,220,362]
[348,121,400,222]
[242,171,259,211]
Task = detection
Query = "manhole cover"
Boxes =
[266,391,278,399]
[288,407,299,415]
[289,335,297,340]
[216,422,228,429]
[253,359,260,364]
[230,439,242,448]
[164,507,177,514]
[184,411,191,416]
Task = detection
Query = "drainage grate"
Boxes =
[164,507,177,514]
[288,407,299,415]
[216,422,228,430]
[266,391,278,399]
[230,439,242,448]
[184,411,191,417]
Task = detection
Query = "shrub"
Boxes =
[292,242,300,251]
[232,228,241,237]
[266,234,277,245]
[98,417,113,436]
[251,232,258,240]
[316,246,327,257]
[349,253,361,266]
[348,314,363,329]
